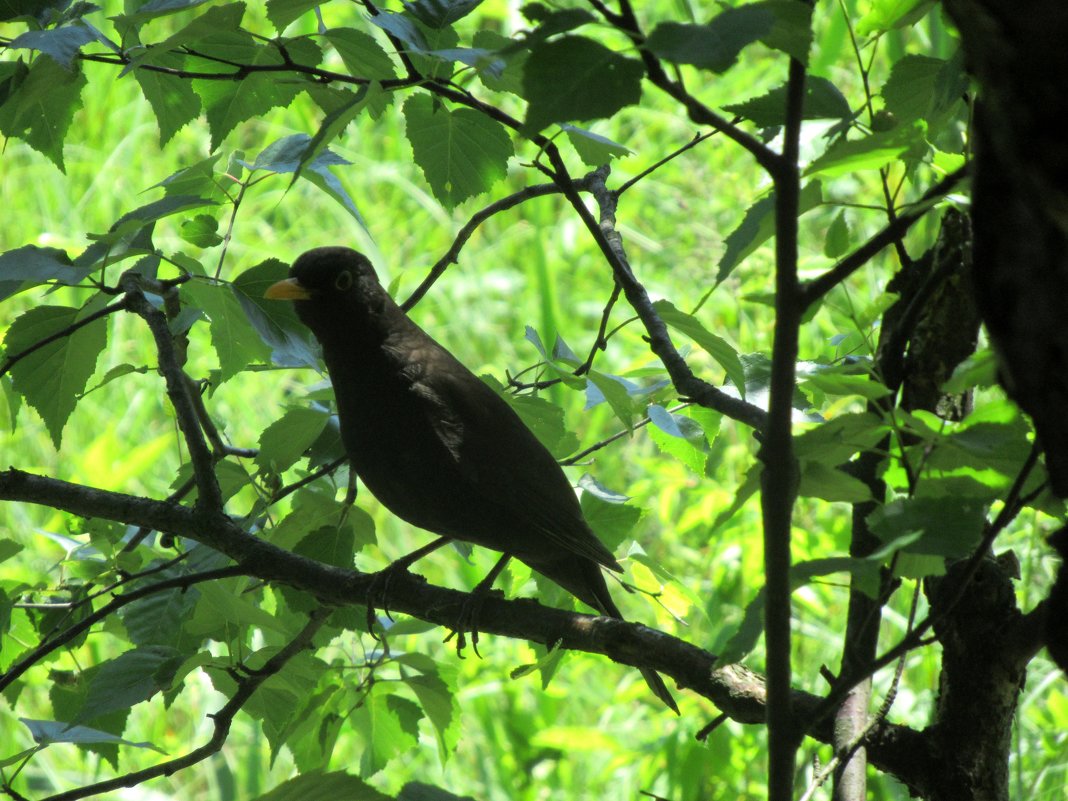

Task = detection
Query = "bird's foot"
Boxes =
[443,591,488,658]
[364,561,416,639]
[363,537,454,639]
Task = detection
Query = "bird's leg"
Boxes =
[366,536,452,638]
[445,552,512,658]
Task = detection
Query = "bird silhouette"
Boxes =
[265,247,677,712]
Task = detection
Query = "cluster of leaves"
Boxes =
[0,1,1063,800]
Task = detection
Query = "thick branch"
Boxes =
[0,468,935,786]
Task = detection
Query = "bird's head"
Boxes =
[265,247,390,334]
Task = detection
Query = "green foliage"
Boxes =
[0,1,1063,800]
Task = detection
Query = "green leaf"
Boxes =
[194,68,302,151]
[403,93,513,208]
[234,259,320,368]
[8,25,96,69]
[180,214,222,248]
[793,412,887,463]
[651,299,746,392]
[580,491,641,552]
[265,0,320,32]
[257,407,331,474]
[355,690,418,775]
[881,54,951,124]
[20,719,164,752]
[823,210,851,258]
[182,280,271,381]
[294,525,356,570]
[585,370,638,430]
[325,27,398,80]
[76,646,184,723]
[647,405,712,475]
[5,302,108,447]
[868,496,987,558]
[404,0,484,28]
[798,461,874,502]
[127,2,247,69]
[521,35,643,134]
[856,0,936,36]
[801,370,890,400]
[472,30,527,96]
[646,12,773,73]
[0,538,24,563]
[805,120,928,178]
[251,771,393,801]
[724,77,852,127]
[0,54,86,171]
[482,375,579,458]
[132,52,202,146]
[718,180,822,281]
[0,244,83,287]
[561,123,631,167]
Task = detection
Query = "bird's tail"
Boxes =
[549,557,679,714]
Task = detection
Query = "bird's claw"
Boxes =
[443,591,487,658]
[365,564,406,639]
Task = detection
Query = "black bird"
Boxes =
[265,247,677,712]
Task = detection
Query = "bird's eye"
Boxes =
[334,270,353,291]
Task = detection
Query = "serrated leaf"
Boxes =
[257,407,330,474]
[294,525,356,570]
[0,53,85,171]
[194,69,301,151]
[798,460,874,502]
[585,370,637,429]
[579,491,640,551]
[8,25,96,69]
[823,210,851,258]
[403,93,513,208]
[234,259,320,368]
[325,27,398,80]
[577,473,629,503]
[868,496,986,558]
[647,413,708,475]
[724,77,852,127]
[75,646,184,723]
[802,370,891,400]
[856,0,936,36]
[132,51,201,145]
[521,35,643,134]
[718,180,822,281]
[265,0,319,32]
[252,771,393,801]
[561,123,630,167]
[182,280,271,381]
[805,120,928,178]
[20,719,164,752]
[127,2,246,70]
[180,214,222,248]
[5,303,108,447]
[651,299,746,392]
[404,0,483,28]
[645,11,773,73]
[0,244,83,286]
[882,54,946,123]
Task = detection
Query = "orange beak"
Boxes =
[264,277,311,300]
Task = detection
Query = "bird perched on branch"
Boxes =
[265,247,677,712]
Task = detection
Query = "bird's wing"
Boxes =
[408,347,621,571]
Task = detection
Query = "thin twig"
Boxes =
[37,608,330,801]
[0,566,244,694]
[120,273,223,511]
[401,182,562,311]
